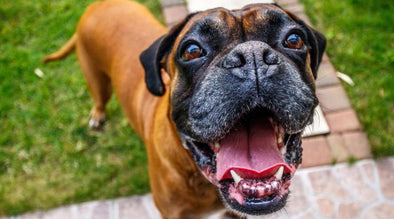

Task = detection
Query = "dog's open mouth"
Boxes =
[181,109,303,215]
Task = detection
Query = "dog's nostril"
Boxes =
[237,54,246,67]
[223,53,246,69]
[263,50,279,65]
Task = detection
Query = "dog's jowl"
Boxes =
[45,0,325,218]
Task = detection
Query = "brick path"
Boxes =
[6,158,393,219]
[4,0,393,218]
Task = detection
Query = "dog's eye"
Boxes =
[182,44,203,61]
[285,34,304,50]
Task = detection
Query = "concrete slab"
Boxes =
[186,0,274,12]
[11,159,394,219]
[303,105,330,137]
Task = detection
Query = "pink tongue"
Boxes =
[216,116,291,181]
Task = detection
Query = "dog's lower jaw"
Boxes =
[221,189,289,216]
[218,172,292,215]
[180,119,303,215]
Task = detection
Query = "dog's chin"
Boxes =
[220,185,289,216]
[218,174,290,216]
[179,109,304,215]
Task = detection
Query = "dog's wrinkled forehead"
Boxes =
[176,4,296,45]
[140,3,325,96]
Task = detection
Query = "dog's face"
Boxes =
[140,4,325,215]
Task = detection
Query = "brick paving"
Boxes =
[7,158,393,219]
[4,0,392,218]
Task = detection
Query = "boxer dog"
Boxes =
[43,0,325,217]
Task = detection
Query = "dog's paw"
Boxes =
[89,117,106,131]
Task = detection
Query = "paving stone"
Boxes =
[162,4,188,27]
[159,0,185,7]
[284,4,304,14]
[284,174,309,215]
[276,0,299,7]
[301,136,333,167]
[118,197,151,219]
[321,53,331,62]
[206,209,226,219]
[337,202,363,219]
[361,202,394,219]
[43,207,73,219]
[376,158,394,199]
[293,13,312,26]
[308,168,350,200]
[316,85,351,113]
[187,0,274,12]
[359,160,378,185]
[74,201,99,219]
[325,109,361,133]
[298,210,317,219]
[302,105,330,137]
[316,59,340,88]
[343,132,372,159]
[20,212,45,219]
[335,165,377,203]
[249,210,289,219]
[141,194,161,219]
[326,134,349,162]
[91,201,111,219]
[317,198,335,217]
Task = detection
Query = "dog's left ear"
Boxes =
[140,14,197,96]
[281,8,326,78]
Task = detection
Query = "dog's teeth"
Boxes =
[230,170,242,185]
[182,142,189,150]
[274,166,284,180]
[271,180,279,190]
[277,133,283,144]
[281,146,287,156]
[214,142,221,150]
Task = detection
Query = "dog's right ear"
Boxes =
[140,14,197,96]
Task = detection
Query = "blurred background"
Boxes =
[0,0,392,217]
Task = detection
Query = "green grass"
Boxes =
[301,0,394,157]
[0,0,162,216]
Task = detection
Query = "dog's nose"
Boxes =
[222,41,279,69]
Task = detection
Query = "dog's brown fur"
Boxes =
[43,0,223,218]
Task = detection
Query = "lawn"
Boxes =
[0,0,392,217]
[0,0,162,216]
[301,0,393,157]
